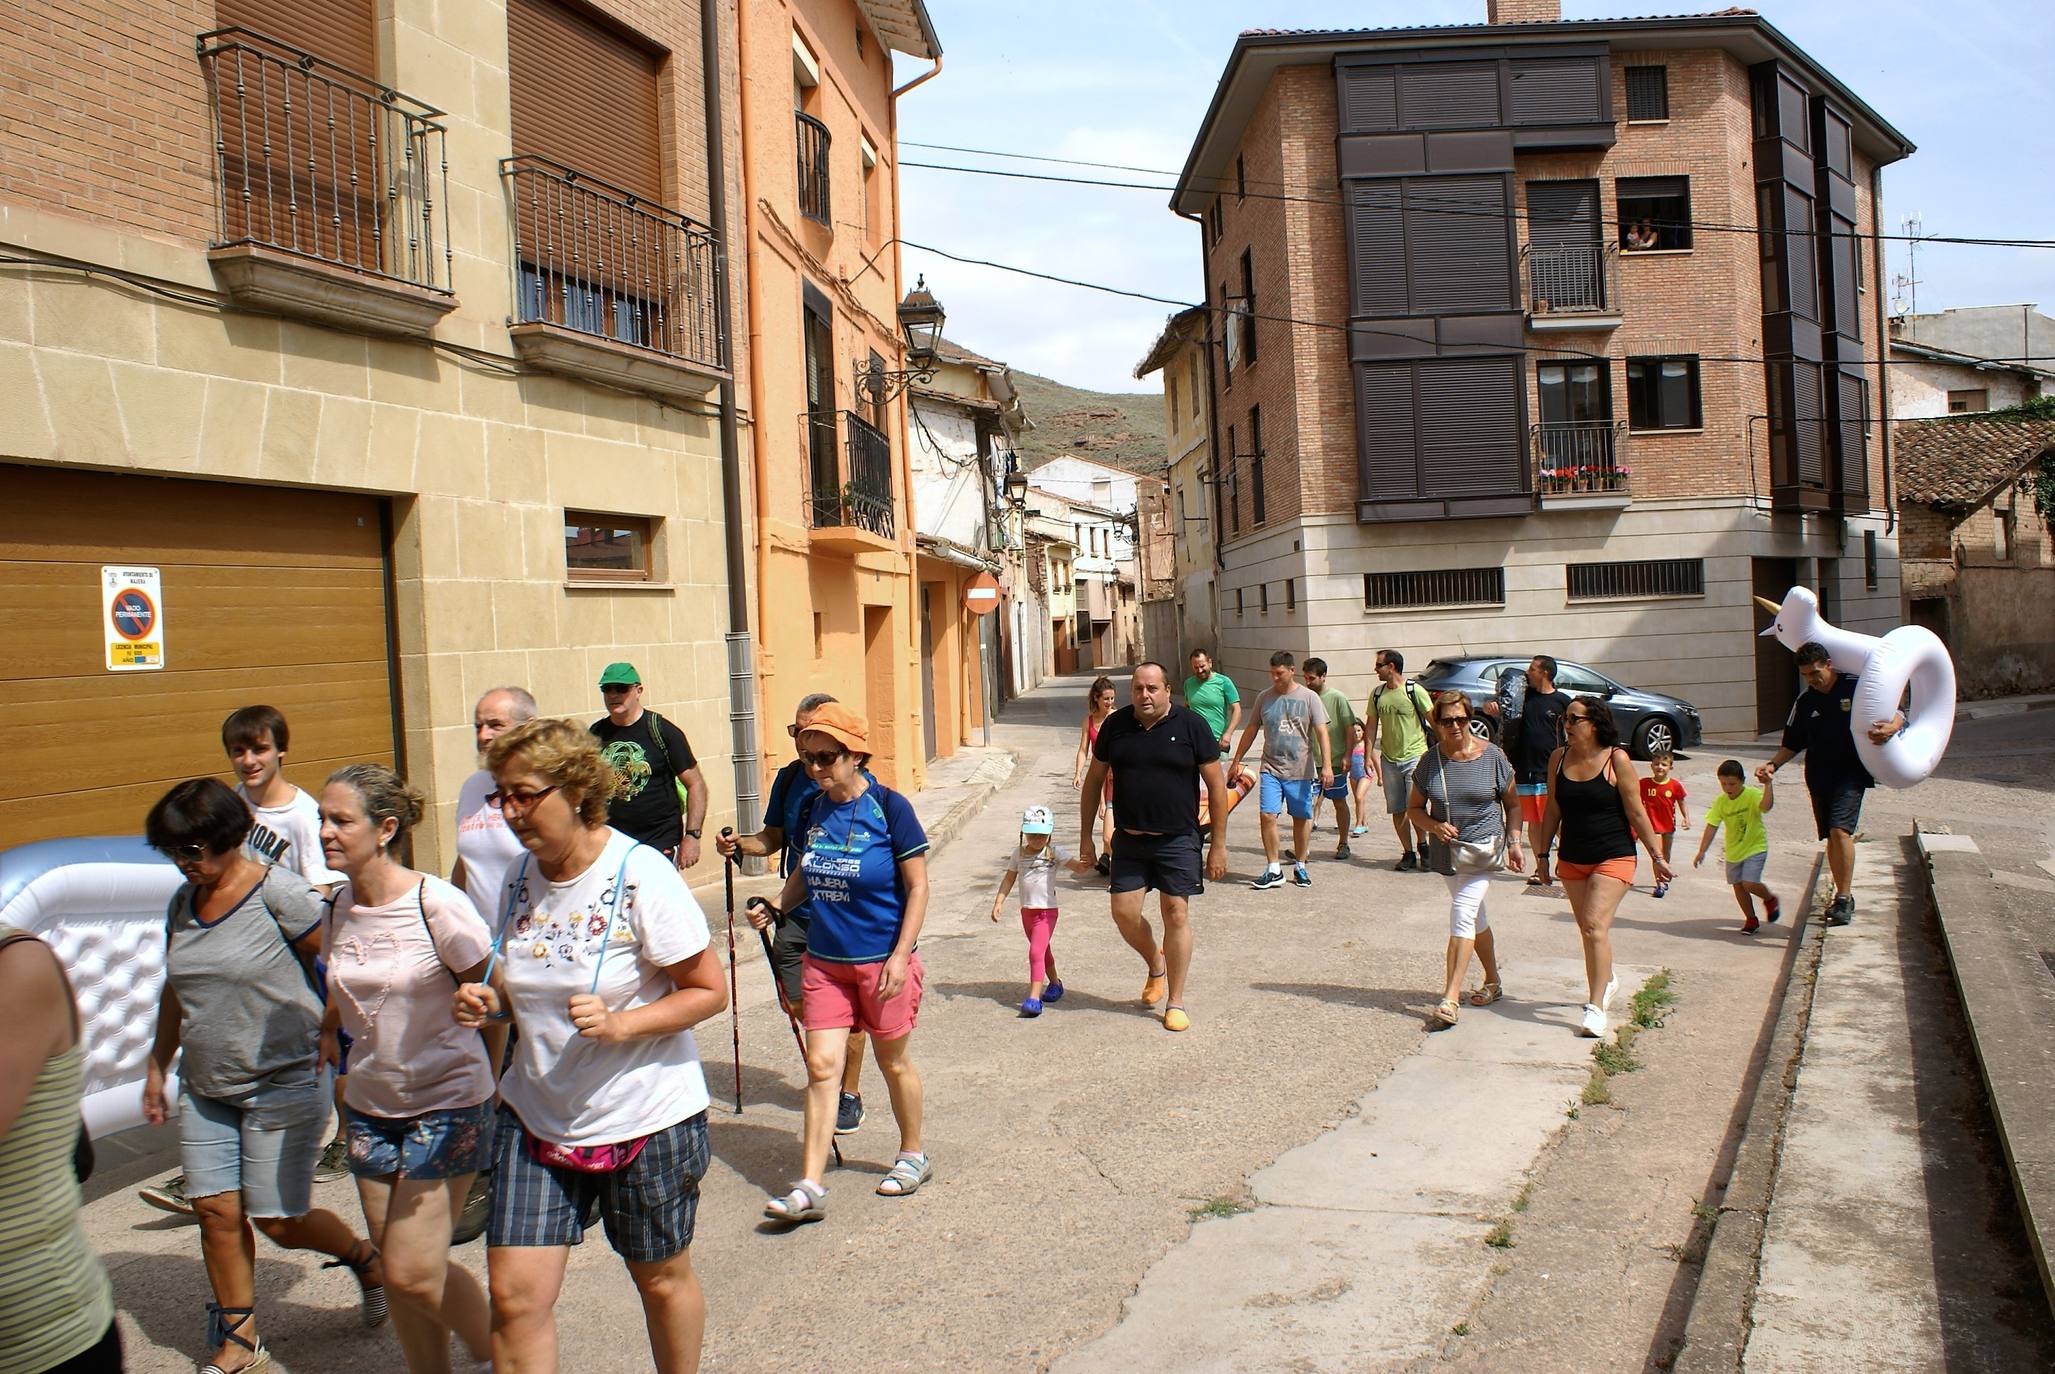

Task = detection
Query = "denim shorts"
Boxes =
[180,1063,333,1219]
[347,1101,494,1181]
[488,1106,709,1263]
[1726,852,1768,885]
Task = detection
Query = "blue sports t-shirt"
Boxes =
[795,784,930,964]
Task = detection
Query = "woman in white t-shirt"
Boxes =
[319,764,501,1372]
[454,718,727,1374]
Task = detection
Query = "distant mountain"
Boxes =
[1008,370,1168,476]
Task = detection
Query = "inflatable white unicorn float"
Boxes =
[1753,586,1956,789]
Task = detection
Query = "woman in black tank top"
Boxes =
[1535,700,1673,1039]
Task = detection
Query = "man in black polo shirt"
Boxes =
[1076,662,1231,1033]
[1758,640,1905,925]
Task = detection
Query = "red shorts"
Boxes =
[1519,792,1550,825]
[1556,856,1638,884]
[799,952,924,1039]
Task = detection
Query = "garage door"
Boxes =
[0,465,399,843]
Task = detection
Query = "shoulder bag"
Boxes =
[1426,750,1508,877]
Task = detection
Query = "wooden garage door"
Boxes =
[0,466,398,844]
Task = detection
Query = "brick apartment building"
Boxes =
[0,0,938,857]
[1166,0,1914,738]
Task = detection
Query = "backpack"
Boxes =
[1373,680,1434,737]
[641,709,694,810]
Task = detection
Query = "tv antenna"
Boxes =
[1891,212,1924,315]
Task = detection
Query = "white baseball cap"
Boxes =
[1021,805,1054,835]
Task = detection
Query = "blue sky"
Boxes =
[892,0,2054,394]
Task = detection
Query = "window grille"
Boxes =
[1565,558,1704,601]
[1364,567,1504,610]
[1625,66,1668,121]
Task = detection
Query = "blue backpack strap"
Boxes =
[584,842,642,995]
[479,853,531,987]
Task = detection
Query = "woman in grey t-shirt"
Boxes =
[1406,693,1525,1028]
[142,778,385,1373]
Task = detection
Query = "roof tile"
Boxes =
[1893,417,2055,508]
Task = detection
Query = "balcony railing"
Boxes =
[502,155,726,374]
[197,27,451,294]
[1522,243,1620,320]
[1533,421,1631,501]
[805,409,894,539]
[795,112,831,226]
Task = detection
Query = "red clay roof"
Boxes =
[1893,417,2055,509]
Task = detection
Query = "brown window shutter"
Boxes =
[215,0,376,75]
[508,0,664,206]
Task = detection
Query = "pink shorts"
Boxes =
[799,952,924,1039]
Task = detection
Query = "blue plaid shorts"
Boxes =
[487,1106,709,1263]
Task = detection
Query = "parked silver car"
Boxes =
[1415,657,1704,759]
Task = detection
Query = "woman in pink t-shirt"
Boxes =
[319,764,503,1372]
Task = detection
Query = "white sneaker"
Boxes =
[1577,1003,1607,1038]
[1600,975,1618,1011]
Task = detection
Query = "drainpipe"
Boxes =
[889,49,939,782]
[893,54,942,100]
[1870,163,1896,534]
[1178,209,1228,574]
[704,0,760,834]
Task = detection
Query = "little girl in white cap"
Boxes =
[989,806,1070,1016]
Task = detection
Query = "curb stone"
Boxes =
[1672,853,1826,1374]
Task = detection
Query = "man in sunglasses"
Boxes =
[718,695,876,1135]
[588,662,708,871]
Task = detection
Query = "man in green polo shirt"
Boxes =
[1301,657,1357,861]
[1181,648,1242,749]
[1366,648,1434,871]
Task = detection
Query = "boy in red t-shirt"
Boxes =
[1639,749,1689,898]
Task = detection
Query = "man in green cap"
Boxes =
[590,661,708,869]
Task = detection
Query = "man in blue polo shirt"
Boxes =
[716,693,873,1133]
[1758,641,1905,926]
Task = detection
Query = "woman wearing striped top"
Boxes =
[0,927,119,1373]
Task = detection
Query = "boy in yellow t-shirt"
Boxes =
[1694,759,1781,935]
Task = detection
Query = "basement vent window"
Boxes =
[1566,558,1705,601]
[1364,567,1505,611]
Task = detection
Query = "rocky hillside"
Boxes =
[1009,370,1168,475]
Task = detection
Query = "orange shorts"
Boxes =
[1555,856,1638,884]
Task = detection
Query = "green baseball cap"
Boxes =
[598,662,642,687]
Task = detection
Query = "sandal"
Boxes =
[1526,872,1552,887]
[763,1180,826,1223]
[201,1302,270,1374]
[322,1241,388,1329]
[1430,998,1460,1028]
[876,1153,932,1196]
[1469,982,1504,1007]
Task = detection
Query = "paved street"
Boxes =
[79,675,2049,1372]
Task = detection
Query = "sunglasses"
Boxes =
[800,749,848,770]
[488,783,563,813]
[1563,713,1592,726]
[156,842,208,863]
[1436,715,1471,727]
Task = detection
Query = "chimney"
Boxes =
[1486,0,1562,22]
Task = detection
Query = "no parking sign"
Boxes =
[101,566,164,672]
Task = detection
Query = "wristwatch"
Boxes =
[685,827,703,839]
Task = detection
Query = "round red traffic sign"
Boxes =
[110,587,157,641]
[963,572,1001,615]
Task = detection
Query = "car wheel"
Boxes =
[1468,717,1494,743]
[1635,717,1675,760]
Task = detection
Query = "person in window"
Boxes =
[1625,218,1660,251]
[455,718,727,1373]
[141,779,386,1374]
[758,703,932,1224]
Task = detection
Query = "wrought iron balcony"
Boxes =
[196,27,454,333]
[1521,243,1622,327]
[1532,420,1632,509]
[501,155,727,398]
[795,112,831,226]
[805,409,895,541]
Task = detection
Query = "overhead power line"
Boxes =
[901,148,2055,251]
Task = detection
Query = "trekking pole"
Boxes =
[719,829,742,1115]
[746,894,841,1168]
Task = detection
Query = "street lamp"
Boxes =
[859,276,949,405]
[1003,468,1029,506]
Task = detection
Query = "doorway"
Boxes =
[862,604,897,787]
[1752,557,1801,733]
[919,585,938,761]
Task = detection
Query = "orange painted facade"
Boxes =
[734,0,938,791]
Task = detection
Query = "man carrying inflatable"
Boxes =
[1757,641,1906,927]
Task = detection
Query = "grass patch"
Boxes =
[1188,1196,1250,1220]
[1484,1222,1515,1249]
[1581,1069,1613,1106]
[1592,1034,1640,1077]
[1452,1322,1472,1336]
[1630,969,1676,1029]
[1511,1180,1534,1213]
